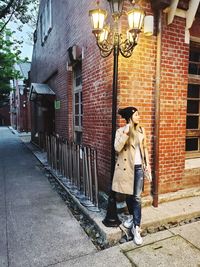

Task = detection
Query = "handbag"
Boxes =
[138,127,152,182]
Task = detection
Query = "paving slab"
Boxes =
[0,127,96,267]
[51,246,132,267]
[170,221,200,249]
[119,229,174,252]
[126,235,200,267]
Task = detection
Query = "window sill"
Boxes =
[74,127,82,132]
[185,158,200,169]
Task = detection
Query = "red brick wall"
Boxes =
[83,1,157,193]
[30,0,200,196]
[31,0,115,191]
[184,168,200,188]
[30,0,70,138]
[116,2,155,195]
[83,46,113,191]
[158,15,189,193]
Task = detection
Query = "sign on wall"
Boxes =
[54,100,61,110]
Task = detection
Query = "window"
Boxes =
[73,62,82,144]
[186,43,200,158]
[189,48,200,75]
[40,0,52,45]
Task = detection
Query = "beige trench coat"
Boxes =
[112,125,149,195]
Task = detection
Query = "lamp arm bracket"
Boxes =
[100,49,113,58]
[96,40,114,54]
[119,39,137,58]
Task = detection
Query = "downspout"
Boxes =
[153,10,162,207]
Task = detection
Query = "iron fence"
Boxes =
[45,135,100,212]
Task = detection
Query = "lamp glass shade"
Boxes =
[99,25,110,42]
[127,7,145,32]
[89,8,107,34]
[108,0,124,15]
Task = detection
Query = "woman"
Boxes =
[112,106,152,245]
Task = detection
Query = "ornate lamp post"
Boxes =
[89,0,153,227]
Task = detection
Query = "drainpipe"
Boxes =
[153,10,162,207]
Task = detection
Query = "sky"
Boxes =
[8,21,34,61]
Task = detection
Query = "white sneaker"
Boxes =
[132,226,143,245]
[123,216,133,229]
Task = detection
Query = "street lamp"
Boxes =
[89,0,153,227]
[89,0,145,58]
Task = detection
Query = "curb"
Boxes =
[19,135,200,245]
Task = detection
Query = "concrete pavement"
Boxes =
[21,129,200,246]
[0,127,96,267]
[29,221,200,267]
[1,126,200,267]
[120,221,200,267]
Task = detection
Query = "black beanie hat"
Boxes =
[118,106,138,123]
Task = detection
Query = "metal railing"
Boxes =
[45,135,100,212]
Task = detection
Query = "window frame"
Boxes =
[40,0,52,46]
[73,62,83,144]
[186,42,200,158]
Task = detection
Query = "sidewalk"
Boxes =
[0,127,96,267]
[1,126,200,267]
[58,221,200,267]
[19,129,200,245]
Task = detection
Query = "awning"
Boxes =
[29,83,55,101]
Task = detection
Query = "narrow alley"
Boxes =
[0,127,96,267]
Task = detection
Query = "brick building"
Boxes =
[0,105,10,126]
[30,0,200,205]
[10,62,31,132]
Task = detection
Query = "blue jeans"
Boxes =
[126,165,144,226]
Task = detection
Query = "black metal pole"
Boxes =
[102,37,121,227]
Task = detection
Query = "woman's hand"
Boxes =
[124,119,133,135]
[123,123,130,135]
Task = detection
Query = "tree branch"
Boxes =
[0,10,15,34]
[0,0,16,19]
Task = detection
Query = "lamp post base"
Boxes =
[102,191,121,227]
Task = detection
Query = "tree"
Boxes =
[0,22,23,107]
[0,0,39,106]
[0,0,39,33]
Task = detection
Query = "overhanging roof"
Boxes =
[19,62,31,80]
[29,83,55,101]
[150,0,200,44]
